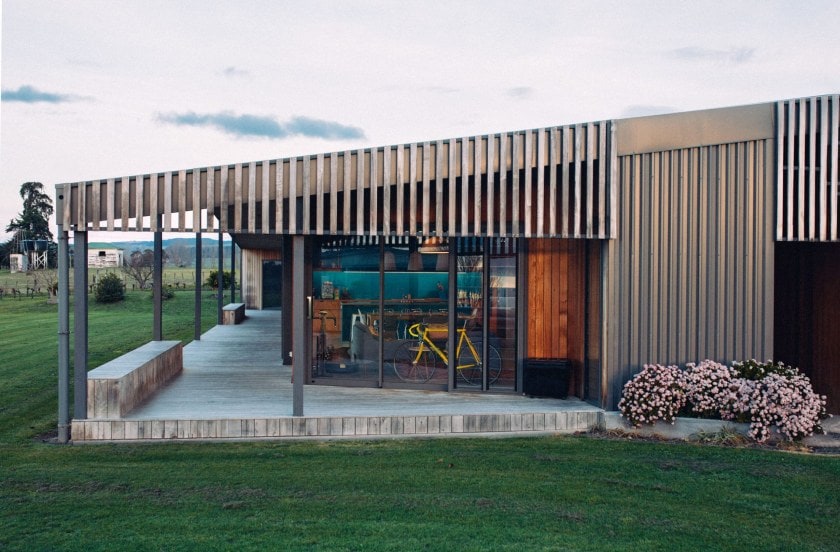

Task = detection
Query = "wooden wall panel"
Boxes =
[527,239,586,393]
[241,249,283,310]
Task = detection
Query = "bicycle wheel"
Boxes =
[392,341,437,383]
[458,341,502,386]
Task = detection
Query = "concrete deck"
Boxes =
[71,310,603,441]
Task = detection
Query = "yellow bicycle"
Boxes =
[391,322,501,385]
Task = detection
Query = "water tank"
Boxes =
[19,239,49,252]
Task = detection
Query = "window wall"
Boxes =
[309,236,517,392]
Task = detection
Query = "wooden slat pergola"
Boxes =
[57,122,617,239]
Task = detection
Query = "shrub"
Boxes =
[619,358,829,443]
[733,359,798,380]
[617,364,686,427]
[95,273,125,303]
[723,362,829,442]
[205,270,234,290]
[683,360,736,419]
[150,287,175,301]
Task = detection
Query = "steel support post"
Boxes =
[153,226,163,340]
[516,237,527,392]
[73,231,88,418]
[481,238,490,391]
[194,232,202,341]
[447,241,457,391]
[292,235,306,416]
[378,241,385,388]
[217,230,223,324]
[281,236,294,364]
[57,223,70,443]
[230,238,236,303]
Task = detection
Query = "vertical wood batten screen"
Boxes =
[602,140,775,408]
[777,95,840,241]
[58,122,616,239]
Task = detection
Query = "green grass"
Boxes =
[0,289,218,443]
[1,290,839,551]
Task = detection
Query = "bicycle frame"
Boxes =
[406,322,481,372]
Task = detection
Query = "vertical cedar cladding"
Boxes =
[777,95,840,241]
[57,122,616,239]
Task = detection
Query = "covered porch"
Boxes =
[71,309,602,441]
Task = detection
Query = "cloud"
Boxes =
[506,86,534,99]
[285,116,366,140]
[1,84,79,103]
[670,46,755,64]
[222,66,249,78]
[157,111,366,140]
[620,105,677,118]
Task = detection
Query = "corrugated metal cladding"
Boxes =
[57,123,616,239]
[602,140,775,408]
[777,95,840,241]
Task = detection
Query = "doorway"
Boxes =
[262,260,282,309]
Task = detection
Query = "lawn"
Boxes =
[1,284,839,551]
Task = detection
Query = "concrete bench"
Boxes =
[223,303,246,325]
[86,341,183,418]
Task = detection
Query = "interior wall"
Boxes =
[526,238,586,394]
[775,242,840,412]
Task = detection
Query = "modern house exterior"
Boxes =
[54,94,840,438]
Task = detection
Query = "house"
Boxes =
[53,95,840,432]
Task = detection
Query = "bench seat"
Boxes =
[223,303,246,324]
[86,340,183,418]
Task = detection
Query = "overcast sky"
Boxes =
[2,0,839,240]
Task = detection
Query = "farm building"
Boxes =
[54,94,839,441]
[86,246,124,268]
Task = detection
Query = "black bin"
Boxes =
[523,358,571,399]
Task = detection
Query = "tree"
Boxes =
[165,242,192,267]
[4,182,55,269]
[32,269,59,303]
[122,249,157,290]
[6,182,54,242]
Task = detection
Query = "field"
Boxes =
[0,269,839,551]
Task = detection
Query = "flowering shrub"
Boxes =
[683,360,736,418]
[723,362,829,442]
[733,359,798,380]
[617,364,686,427]
[619,359,829,443]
